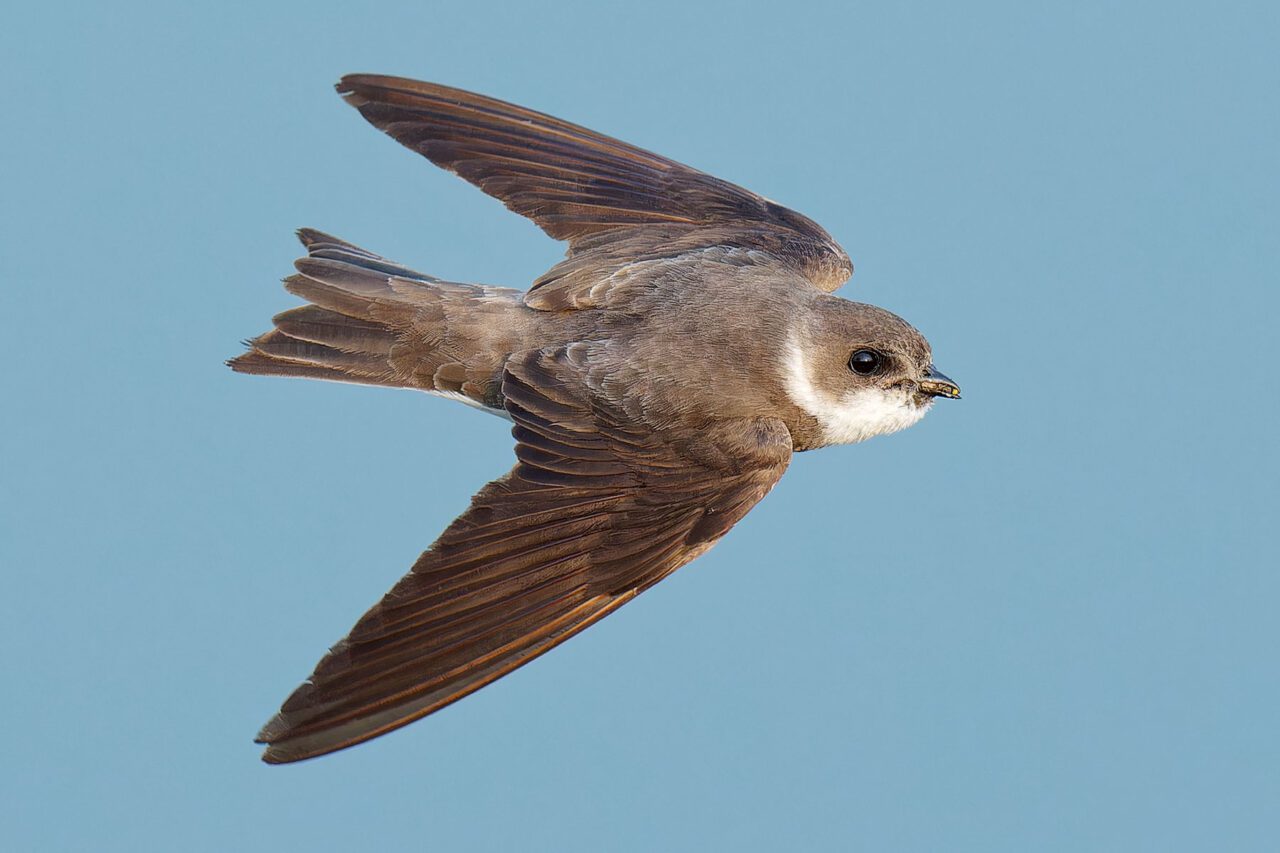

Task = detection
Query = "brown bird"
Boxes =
[231,74,960,764]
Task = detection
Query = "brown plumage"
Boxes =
[232,75,958,763]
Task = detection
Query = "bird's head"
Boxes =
[783,297,959,448]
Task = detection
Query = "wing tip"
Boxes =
[258,741,316,766]
[335,74,364,105]
[255,709,326,765]
[335,73,422,107]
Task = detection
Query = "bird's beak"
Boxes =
[919,365,961,399]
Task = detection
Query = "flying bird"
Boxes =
[231,74,960,764]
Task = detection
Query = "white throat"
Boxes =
[784,336,930,446]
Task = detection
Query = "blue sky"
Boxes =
[2,1,1277,850]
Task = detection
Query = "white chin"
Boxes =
[783,338,931,447]
[816,387,930,446]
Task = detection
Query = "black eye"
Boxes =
[848,349,883,375]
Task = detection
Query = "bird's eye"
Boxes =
[848,349,883,375]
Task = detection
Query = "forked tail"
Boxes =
[229,230,526,414]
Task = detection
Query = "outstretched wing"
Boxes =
[336,74,852,307]
[257,346,792,763]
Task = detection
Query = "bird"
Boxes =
[230,74,961,764]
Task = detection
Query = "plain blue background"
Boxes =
[3,1,1277,850]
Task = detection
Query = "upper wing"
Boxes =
[336,74,852,305]
[257,345,792,763]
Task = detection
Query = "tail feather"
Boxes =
[229,229,525,415]
[227,350,394,387]
[296,228,436,282]
[272,305,395,355]
[249,330,393,379]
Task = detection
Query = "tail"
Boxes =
[229,230,525,414]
